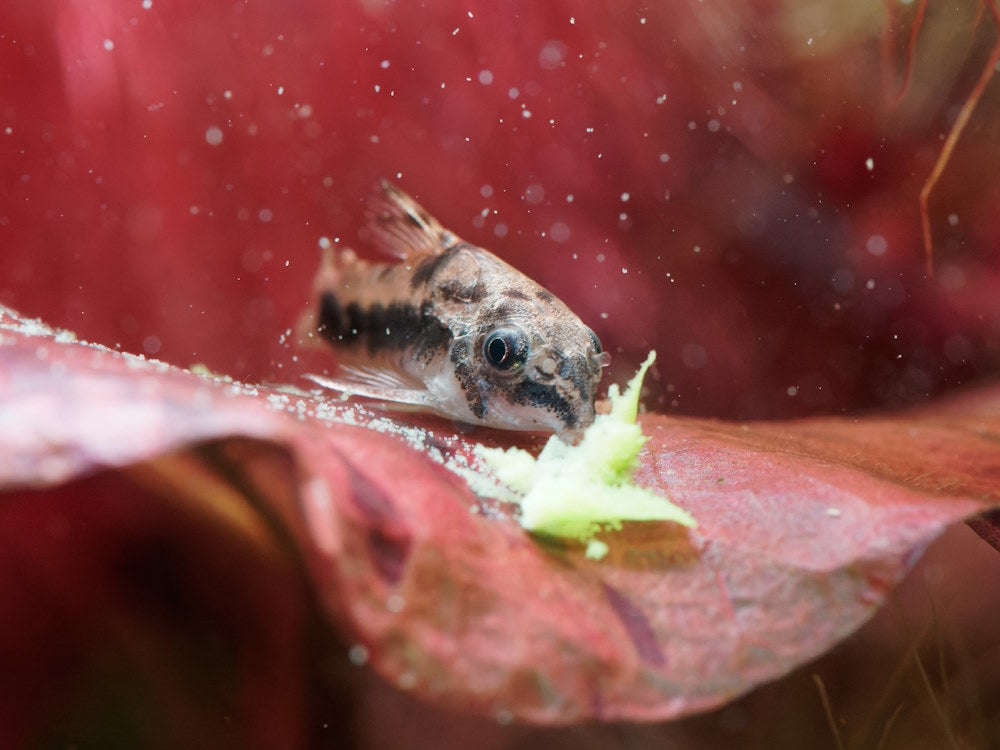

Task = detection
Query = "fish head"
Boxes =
[451,293,609,442]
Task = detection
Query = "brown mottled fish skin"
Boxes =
[309,181,607,441]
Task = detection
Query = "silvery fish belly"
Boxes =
[306,181,608,441]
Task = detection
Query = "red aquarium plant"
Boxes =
[2,0,1000,748]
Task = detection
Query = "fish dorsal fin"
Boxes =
[364,180,463,260]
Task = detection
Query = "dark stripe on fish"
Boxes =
[319,292,451,357]
[559,355,593,403]
[439,278,487,304]
[410,245,461,287]
[588,328,602,354]
[319,291,360,339]
[450,337,486,418]
[509,379,577,428]
[486,301,516,321]
[502,289,530,300]
[403,210,425,229]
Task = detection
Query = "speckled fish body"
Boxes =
[308,181,607,440]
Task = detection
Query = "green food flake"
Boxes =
[476,351,696,559]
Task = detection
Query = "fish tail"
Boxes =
[313,241,361,290]
[298,241,359,350]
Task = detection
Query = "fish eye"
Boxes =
[483,328,528,371]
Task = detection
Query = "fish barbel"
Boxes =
[306,181,609,441]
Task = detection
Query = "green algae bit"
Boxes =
[477,351,696,560]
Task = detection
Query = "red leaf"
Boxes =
[3,305,998,729]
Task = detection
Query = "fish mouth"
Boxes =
[555,425,586,445]
[554,403,596,444]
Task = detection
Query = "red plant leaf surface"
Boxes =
[3,305,998,730]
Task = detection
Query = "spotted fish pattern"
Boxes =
[306,181,608,441]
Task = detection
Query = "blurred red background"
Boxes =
[2,0,999,419]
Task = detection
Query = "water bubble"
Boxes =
[205,126,224,146]
[549,221,570,243]
[831,267,854,294]
[681,343,708,369]
[523,183,545,204]
[143,335,161,355]
[866,234,887,256]
[538,40,568,70]
[347,644,369,666]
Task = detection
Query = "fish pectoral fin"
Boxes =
[363,180,463,259]
[339,363,429,392]
[304,370,435,408]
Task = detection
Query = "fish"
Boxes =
[305,180,609,442]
